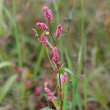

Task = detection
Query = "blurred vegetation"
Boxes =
[0,0,110,110]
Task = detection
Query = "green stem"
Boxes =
[48,21,55,44]
[12,0,22,67]
[80,0,87,110]
[34,46,45,76]
[72,0,87,109]
[53,0,60,24]
[58,72,63,110]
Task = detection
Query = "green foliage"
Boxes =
[34,46,45,76]
[0,0,110,109]
[0,75,17,102]
[0,62,13,69]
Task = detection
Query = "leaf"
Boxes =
[65,50,74,71]
[0,75,17,102]
[40,107,54,110]
[0,62,13,69]
[63,68,74,75]
[59,69,65,74]
[34,46,45,76]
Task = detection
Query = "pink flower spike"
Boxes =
[42,6,52,20]
[40,34,49,47]
[42,6,49,12]
[48,96,57,101]
[36,22,48,30]
[53,96,57,101]
[45,9,52,20]
[52,57,57,63]
[61,73,67,84]
[52,47,59,63]
[44,87,53,96]
[55,24,63,37]
[57,61,61,67]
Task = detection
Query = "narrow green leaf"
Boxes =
[63,50,74,110]
[0,0,4,34]
[0,75,17,102]
[34,46,45,76]
[0,62,13,69]
[64,68,74,75]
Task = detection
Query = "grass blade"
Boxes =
[34,46,45,76]
[0,0,3,35]
[0,62,13,69]
[0,75,17,102]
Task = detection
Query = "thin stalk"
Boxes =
[0,0,3,34]
[48,21,55,44]
[58,72,63,110]
[4,5,22,67]
[46,46,63,110]
[46,47,57,70]
[80,0,87,110]
[69,0,77,19]
[52,101,58,110]
[53,0,60,24]
[72,0,87,109]
[12,1,22,67]
[34,46,45,76]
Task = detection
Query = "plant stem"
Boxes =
[80,0,87,109]
[48,18,62,110]
[58,73,63,110]
[12,0,22,67]
[48,21,56,45]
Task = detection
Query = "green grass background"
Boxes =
[0,0,110,110]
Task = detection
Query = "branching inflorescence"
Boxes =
[35,6,67,110]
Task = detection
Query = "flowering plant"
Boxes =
[34,6,67,110]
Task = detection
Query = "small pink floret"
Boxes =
[48,96,57,101]
[44,86,57,101]
[40,34,49,47]
[57,61,61,67]
[36,22,48,30]
[42,6,52,20]
[42,6,49,11]
[44,87,53,96]
[55,24,63,37]
[61,73,67,84]
[52,47,59,63]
